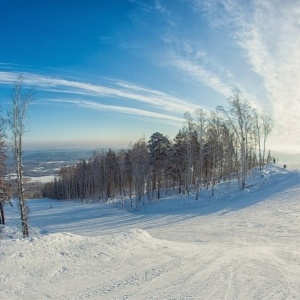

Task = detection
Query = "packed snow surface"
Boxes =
[1,164,300,299]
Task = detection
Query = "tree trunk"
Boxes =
[0,202,4,225]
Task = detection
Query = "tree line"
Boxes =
[43,89,273,206]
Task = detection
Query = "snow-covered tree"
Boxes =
[0,116,9,225]
[218,89,254,190]
[6,76,34,237]
[148,132,171,199]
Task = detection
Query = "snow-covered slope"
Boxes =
[1,164,300,299]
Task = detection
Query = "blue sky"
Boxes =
[0,0,299,151]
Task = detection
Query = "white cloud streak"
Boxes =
[53,98,184,126]
[236,0,300,149]
[160,33,234,98]
[168,53,232,96]
[0,71,191,126]
[0,71,198,111]
[194,0,300,150]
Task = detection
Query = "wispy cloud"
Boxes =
[0,71,193,126]
[53,98,184,126]
[0,71,18,83]
[238,1,300,147]
[154,0,170,15]
[193,0,300,149]
[168,52,232,97]
[0,71,199,111]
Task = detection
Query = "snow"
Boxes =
[24,175,56,183]
[1,164,300,299]
[7,174,56,183]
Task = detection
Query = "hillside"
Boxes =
[6,149,95,177]
[1,164,300,299]
[5,148,96,198]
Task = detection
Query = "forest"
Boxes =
[42,89,273,206]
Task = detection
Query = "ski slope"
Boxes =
[1,164,300,299]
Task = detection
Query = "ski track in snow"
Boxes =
[1,164,300,299]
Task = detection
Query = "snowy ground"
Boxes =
[1,164,300,299]
[7,174,56,183]
[25,175,56,183]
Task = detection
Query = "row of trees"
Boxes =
[43,90,273,206]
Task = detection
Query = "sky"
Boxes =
[0,0,300,152]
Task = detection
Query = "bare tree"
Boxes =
[7,76,34,237]
[129,138,149,207]
[194,108,207,199]
[261,112,273,167]
[218,89,254,190]
[253,109,263,170]
[0,115,9,225]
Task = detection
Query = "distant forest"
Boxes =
[43,90,273,205]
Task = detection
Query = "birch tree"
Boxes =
[261,112,273,167]
[172,130,188,194]
[130,138,149,206]
[0,116,9,225]
[195,108,207,200]
[7,76,34,237]
[218,89,253,190]
[253,110,263,170]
